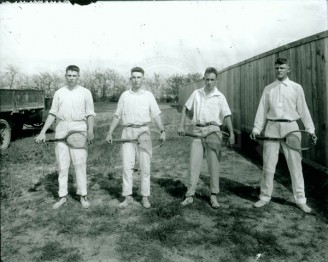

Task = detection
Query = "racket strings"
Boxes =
[286,131,315,150]
[138,131,163,150]
[66,132,87,148]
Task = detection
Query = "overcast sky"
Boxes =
[0,0,327,77]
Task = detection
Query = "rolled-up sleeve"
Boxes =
[220,96,232,119]
[49,92,59,117]
[185,91,196,111]
[149,93,161,118]
[85,90,96,117]
[114,93,124,119]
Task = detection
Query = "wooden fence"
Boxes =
[179,30,328,171]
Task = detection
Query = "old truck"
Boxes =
[0,89,46,150]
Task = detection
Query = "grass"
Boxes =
[1,102,328,262]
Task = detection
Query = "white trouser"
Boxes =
[55,121,88,197]
[185,125,221,197]
[121,126,151,197]
[259,121,306,204]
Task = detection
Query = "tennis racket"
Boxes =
[112,129,164,149]
[255,130,317,151]
[183,130,231,150]
[46,130,87,149]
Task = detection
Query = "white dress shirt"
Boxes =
[115,88,161,125]
[253,78,315,134]
[49,85,96,121]
[185,87,231,126]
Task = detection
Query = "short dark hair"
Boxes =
[204,67,218,78]
[275,58,289,65]
[131,67,144,75]
[66,65,80,74]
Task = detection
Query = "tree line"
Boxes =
[0,65,202,103]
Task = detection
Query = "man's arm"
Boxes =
[105,116,120,143]
[177,106,187,136]
[34,114,56,143]
[87,115,95,144]
[251,90,268,140]
[153,115,166,142]
[224,116,235,145]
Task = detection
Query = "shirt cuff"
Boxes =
[86,112,96,117]
[252,127,262,134]
[48,110,57,116]
[305,127,315,134]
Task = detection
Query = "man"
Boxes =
[35,65,95,209]
[250,57,317,213]
[178,67,235,209]
[106,67,166,209]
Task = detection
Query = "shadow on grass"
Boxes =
[152,177,186,198]
[237,132,328,221]
[31,240,82,262]
[39,171,81,202]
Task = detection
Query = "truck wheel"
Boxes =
[0,119,11,150]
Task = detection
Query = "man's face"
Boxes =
[275,64,290,81]
[130,72,144,89]
[204,73,217,89]
[65,70,79,87]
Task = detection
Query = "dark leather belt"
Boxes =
[268,119,295,123]
[196,122,220,127]
[125,124,147,128]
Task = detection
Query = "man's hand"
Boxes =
[87,130,94,144]
[106,133,113,144]
[228,133,235,146]
[250,131,259,140]
[311,133,318,144]
[177,126,185,136]
[160,131,166,142]
[34,132,46,143]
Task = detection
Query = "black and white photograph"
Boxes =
[0,0,327,261]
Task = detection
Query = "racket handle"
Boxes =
[184,132,202,138]
[112,138,137,143]
[255,136,281,141]
[47,139,59,142]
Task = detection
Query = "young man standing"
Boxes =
[106,67,166,209]
[35,65,95,209]
[178,67,235,208]
[250,57,317,213]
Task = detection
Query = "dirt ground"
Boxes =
[1,102,327,262]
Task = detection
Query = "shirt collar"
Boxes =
[200,87,220,97]
[129,87,145,94]
[278,77,291,86]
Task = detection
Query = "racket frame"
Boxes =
[255,130,316,151]
[184,130,231,147]
[46,130,88,149]
[112,129,164,149]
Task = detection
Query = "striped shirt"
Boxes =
[115,88,161,125]
[185,87,231,126]
[253,78,315,134]
[49,85,96,121]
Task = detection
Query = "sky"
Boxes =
[0,0,327,77]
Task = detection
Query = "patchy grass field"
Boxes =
[1,102,327,262]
